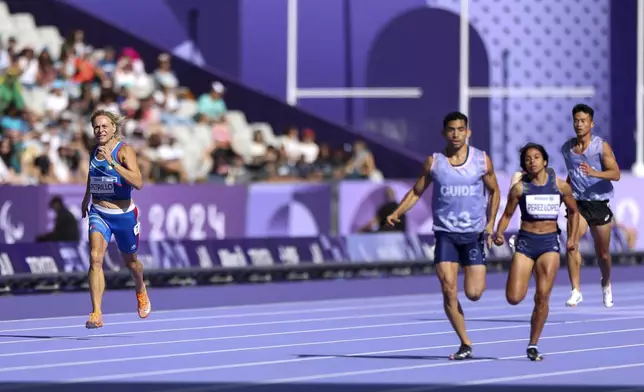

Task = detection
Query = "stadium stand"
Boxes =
[0,2,387,186]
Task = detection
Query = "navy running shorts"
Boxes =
[514,230,560,261]
[434,231,486,266]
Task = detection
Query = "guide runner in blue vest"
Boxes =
[385,111,501,361]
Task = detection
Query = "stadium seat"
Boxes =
[37,26,63,58]
[176,100,198,118]
[0,18,15,43]
[224,110,252,138]
[22,87,48,116]
[11,13,36,32]
[249,122,280,147]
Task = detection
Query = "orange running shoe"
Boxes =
[85,312,103,329]
[137,290,151,319]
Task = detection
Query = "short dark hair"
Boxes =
[519,142,549,172]
[443,111,468,129]
[572,103,594,119]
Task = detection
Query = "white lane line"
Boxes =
[67,341,644,389]
[0,280,641,325]
[0,300,440,333]
[464,363,644,386]
[0,304,524,351]
[0,292,440,324]
[151,337,644,392]
[25,316,643,382]
[0,304,632,357]
[0,300,534,346]
[265,343,644,390]
[2,286,639,337]
[0,299,633,347]
[0,306,632,358]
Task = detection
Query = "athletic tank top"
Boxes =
[561,135,614,201]
[88,141,133,202]
[430,146,488,233]
[518,170,562,222]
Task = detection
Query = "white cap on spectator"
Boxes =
[212,81,225,94]
[40,133,51,144]
[158,53,170,62]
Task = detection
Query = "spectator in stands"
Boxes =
[207,115,234,158]
[36,49,57,87]
[248,130,268,165]
[198,81,227,122]
[57,46,77,81]
[16,46,38,89]
[0,67,24,115]
[97,46,117,81]
[0,40,12,73]
[114,56,147,93]
[57,111,78,141]
[225,155,251,185]
[154,84,180,120]
[70,82,96,116]
[61,29,87,58]
[94,87,119,114]
[35,195,80,243]
[119,47,146,75]
[0,138,17,184]
[280,126,302,164]
[275,145,298,178]
[3,37,17,62]
[72,46,97,85]
[153,53,179,90]
[118,86,140,117]
[133,95,161,129]
[32,133,57,184]
[44,80,70,118]
[312,143,335,179]
[345,140,383,182]
[142,133,186,183]
[0,21,332,187]
[299,128,319,164]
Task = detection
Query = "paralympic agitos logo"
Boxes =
[0,201,25,244]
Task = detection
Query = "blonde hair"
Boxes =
[90,109,125,140]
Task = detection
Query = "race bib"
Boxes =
[526,194,561,216]
[90,176,117,195]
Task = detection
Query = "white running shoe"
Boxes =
[566,289,583,307]
[602,282,614,308]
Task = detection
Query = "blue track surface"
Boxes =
[0,267,642,392]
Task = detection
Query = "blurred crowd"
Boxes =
[0,28,383,186]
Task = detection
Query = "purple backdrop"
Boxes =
[0,183,332,245]
[245,183,331,238]
[338,173,644,250]
[0,185,45,244]
[43,184,249,242]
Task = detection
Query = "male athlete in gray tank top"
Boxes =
[561,104,621,308]
[385,111,501,360]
